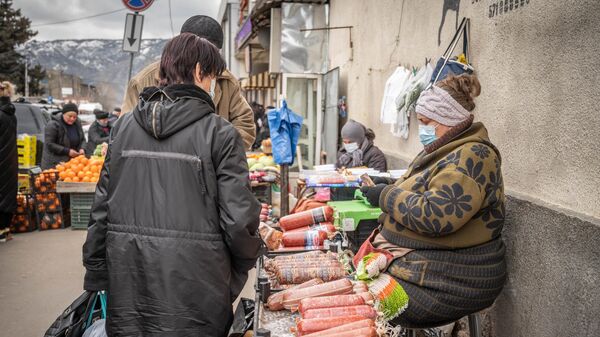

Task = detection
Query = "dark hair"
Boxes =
[436,74,481,111]
[180,15,223,49]
[159,33,226,86]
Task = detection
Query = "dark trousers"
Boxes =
[0,211,13,230]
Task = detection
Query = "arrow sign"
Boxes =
[123,13,144,53]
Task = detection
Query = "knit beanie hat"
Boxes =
[181,15,224,49]
[94,109,109,120]
[341,120,366,144]
[62,103,79,114]
[415,85,470,126]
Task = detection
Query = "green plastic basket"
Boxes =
[70,193,95,229]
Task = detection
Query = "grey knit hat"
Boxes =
[415,86,470,126]
[341,120,366,144]
[180,15,223,49]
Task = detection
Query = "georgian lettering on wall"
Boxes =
[482,0,532,18]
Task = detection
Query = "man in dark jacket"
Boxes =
[41,103,86,169]
[83,34,263,337]
[0,83,17,242]
[86,109,111,156]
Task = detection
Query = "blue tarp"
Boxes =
[267,100,303,165]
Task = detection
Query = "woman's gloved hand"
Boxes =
[370,176,397,185]
[360,184,387,207]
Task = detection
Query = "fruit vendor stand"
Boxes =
[56,181,97,230]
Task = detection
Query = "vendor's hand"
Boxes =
[68,149,79,158]
[360,184,387,207]
[78,149,85,155]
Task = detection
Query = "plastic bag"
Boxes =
[82,319,107,337]
[267,100,303,165]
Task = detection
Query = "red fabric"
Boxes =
[352,228,394,269]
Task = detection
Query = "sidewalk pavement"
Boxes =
[0,229,255,337]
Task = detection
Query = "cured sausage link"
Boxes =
[280,206,334,231]
[267,278,323,311]
[302,305,378,320]
[298,294,365,314]
[282,279,353,310]
[300,319,375,337]
[295,315,365,335]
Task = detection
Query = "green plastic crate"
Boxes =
[70,193,95,229]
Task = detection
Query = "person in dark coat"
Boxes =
[82,33,263,337]
[336,119,387,172]
[109,107,120,124]
[0,82,17,242]
[41,103,86,169]
[85,109,112,156]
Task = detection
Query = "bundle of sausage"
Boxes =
[267,278,324,311]
[279,206,334,231]
[264,251,337,272]
[282,278,354,311]
[264,251,347,286]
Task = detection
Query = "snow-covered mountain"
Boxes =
[18,39,167,95]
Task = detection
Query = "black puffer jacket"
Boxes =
[0,96,17,215]
[41,113,86,169]
[85,121,111,156]
[82,84,263,337]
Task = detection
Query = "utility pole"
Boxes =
[24,57,29,97]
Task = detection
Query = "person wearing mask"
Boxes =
[83,33,262,337]
[121,15,255,149]
[85,109,112,156]
[359,74,506,328]
[109,107,121,123]
[336,119,387,172]
[41,103,85,169]
[0,82,17,242]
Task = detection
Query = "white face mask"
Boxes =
[209,79,216,99]
[344,142,359,153]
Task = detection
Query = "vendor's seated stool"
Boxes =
[406,313,481,337]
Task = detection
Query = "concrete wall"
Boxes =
[328,0,600,219]
[328,0,600,336]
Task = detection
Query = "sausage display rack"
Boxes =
[253,245,344,336]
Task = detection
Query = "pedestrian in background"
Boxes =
[83,33,262,337]
[109,107,121,123]
[85,109,112,156]
[122,15,256,149]
[0,81,17,242]
[336,119,387,172]
[41,103,86,169]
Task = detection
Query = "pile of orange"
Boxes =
[56,156,104,183]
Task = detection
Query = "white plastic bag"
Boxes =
[82,319,107,337]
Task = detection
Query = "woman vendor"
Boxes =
[336,119,387,172]
[359,74,506,328]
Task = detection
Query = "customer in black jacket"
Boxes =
[85,109,111,156]
[0,82,17,242]
[41,103,86,169]
[83,33,263,337]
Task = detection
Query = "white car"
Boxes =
[78,114,96,141]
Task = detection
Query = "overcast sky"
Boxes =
[13,0,222,40]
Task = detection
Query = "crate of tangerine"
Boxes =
[30,167,66,230]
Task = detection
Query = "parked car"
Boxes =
[14,103,49,165]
